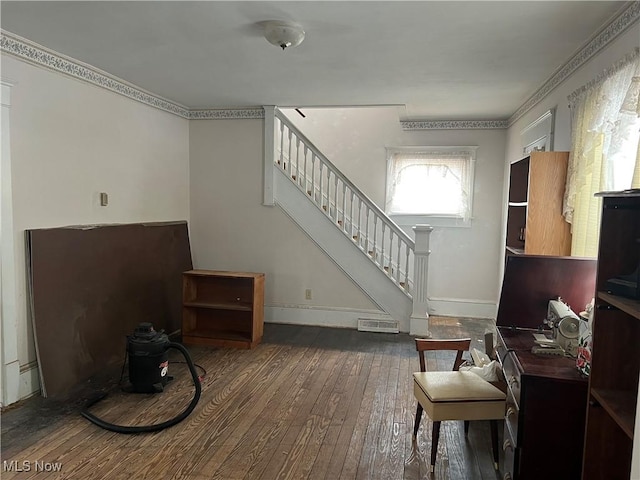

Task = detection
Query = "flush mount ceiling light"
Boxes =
[263,20,305,50]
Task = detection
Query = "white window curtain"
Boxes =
[563,48,640,257]
[385,149,474,220]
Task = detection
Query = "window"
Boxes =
[385,147,476,223]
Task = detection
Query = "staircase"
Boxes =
[265,107,432,335]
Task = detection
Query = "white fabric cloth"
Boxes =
[563,48,640,256]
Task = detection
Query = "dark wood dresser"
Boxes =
[495,254,597,480]
[497,327,588,480]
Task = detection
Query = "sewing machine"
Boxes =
[533,297,582,357]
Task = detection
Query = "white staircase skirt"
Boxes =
[275,167,413,331]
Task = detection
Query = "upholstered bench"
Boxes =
[412,339,506,472]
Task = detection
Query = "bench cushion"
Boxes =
[413,371,506,421]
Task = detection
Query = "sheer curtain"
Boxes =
[564,48,640,257]
[385,150,474,219]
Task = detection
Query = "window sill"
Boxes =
[390,213,472,229]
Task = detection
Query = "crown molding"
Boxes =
[401,120,509,130]
[189,109,265,120]
[508,1,640,126]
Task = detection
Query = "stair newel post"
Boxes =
[263,105,276,206]
[410,224,433,337]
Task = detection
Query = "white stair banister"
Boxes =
[410,224,433,336]
[268,107,435,328]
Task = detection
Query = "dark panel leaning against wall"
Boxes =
[26,221,193,398]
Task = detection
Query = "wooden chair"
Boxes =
[412,338,506,473]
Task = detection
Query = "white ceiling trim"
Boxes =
[507,0,640,127]
[1,1,638,128]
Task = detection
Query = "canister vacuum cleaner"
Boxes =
[81,322,202,434]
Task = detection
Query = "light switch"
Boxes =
[100,192,108,206]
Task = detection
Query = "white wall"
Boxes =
[282,107,507,318]
[1,54,190,400]
[189,119,381,322]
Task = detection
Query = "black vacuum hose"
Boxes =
[81,342,201,434]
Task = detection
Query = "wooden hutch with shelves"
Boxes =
[181,270,265,349]
[506,151,571,256]
[582,191,640,479]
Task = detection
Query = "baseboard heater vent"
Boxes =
[357,318,399,334]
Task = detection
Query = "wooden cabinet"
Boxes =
[182,270,265,349]
[582,191,640,480]
[497,327,588,480]
[506,151,571,256]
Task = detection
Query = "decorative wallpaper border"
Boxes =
[400,120,509,130]
[2,0,638,127]
[189,109,265,120]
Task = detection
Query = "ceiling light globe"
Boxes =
[263,21,305,50]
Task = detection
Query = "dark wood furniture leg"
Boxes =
[413,404,423,438]
[490,419,499,469]
[431,421,441,471]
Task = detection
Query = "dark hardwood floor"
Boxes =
[1,317,502,479]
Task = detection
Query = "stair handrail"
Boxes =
[274,109,415,251]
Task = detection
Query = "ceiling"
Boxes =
[0,1,632,120]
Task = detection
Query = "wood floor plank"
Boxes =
[254,339,344,479]
[357,339,398,479]
[312,343,375,480]
[337,339,387,480]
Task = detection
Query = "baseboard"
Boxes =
[427,297,497,319]
[265,304,402,331]
[266,300,496,332]
[18,361,40,401]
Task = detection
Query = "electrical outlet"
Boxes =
[305,289,312,300]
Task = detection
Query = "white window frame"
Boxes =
[385,146,477,228]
